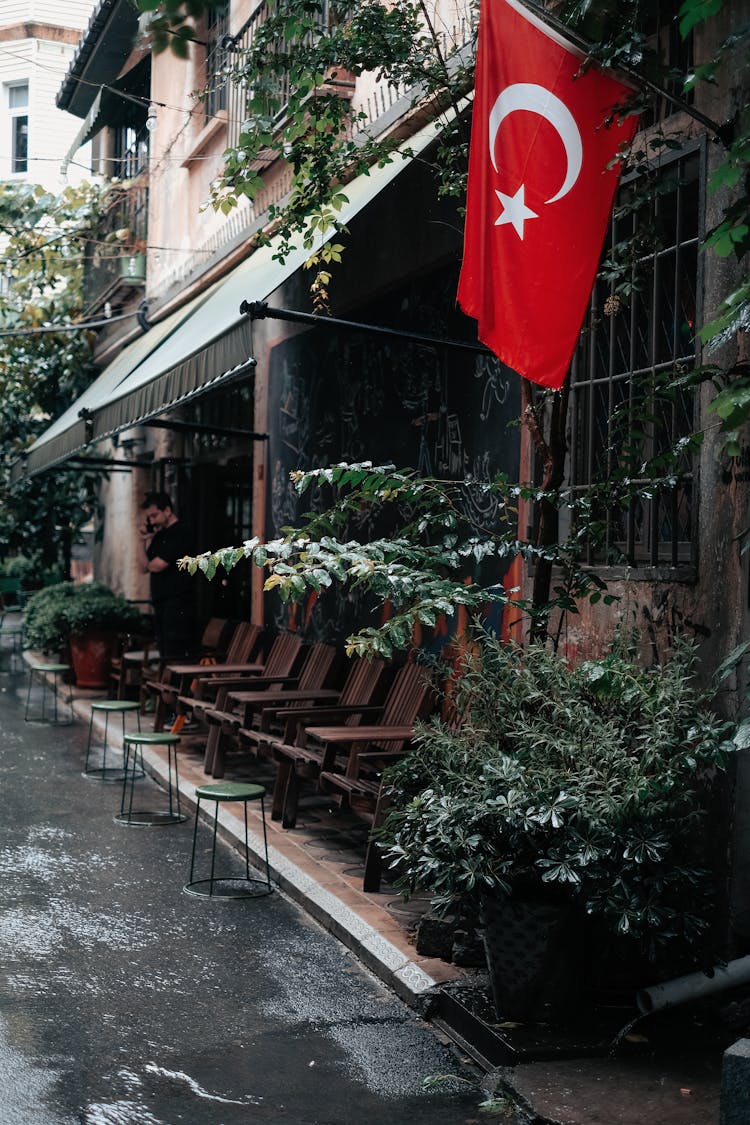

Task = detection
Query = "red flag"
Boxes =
[457,0,638,391]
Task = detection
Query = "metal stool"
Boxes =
[84,700,143,781]
[184,782,273,899]
[24,662,72,723]
[115,732,186,826]
[1,624,23,671]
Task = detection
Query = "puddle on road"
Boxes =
[143,1062,263,1106]
[80,1102,165,1125]
[0,1013,75,1125]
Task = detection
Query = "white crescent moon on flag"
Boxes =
[488,82,583,204]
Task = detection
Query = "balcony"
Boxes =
[83,127,149,316]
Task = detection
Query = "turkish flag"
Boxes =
[457,0,638,391]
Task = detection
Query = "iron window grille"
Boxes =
[225,0,331,150]
[566,144,703,571]
[112,122,150,180]
[205,3,231,121]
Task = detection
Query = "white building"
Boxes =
[0,0,92,190]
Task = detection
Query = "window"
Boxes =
[225,0,332,148]
[8,83,28,174]
[567,147,702,569]
[205,2,230,121]
[113,123,149,179]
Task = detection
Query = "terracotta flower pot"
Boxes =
[68,631,118,689]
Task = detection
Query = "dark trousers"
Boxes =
[153,597,193,662]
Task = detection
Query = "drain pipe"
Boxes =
[636,955,750,1014]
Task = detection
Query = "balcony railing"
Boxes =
[226,0,331,152]
[83,177,149,314]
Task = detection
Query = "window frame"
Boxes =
[564,139,706,580]
[7,81,29,175]
[204,2,231,122]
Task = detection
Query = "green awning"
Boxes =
[15,113,449,482]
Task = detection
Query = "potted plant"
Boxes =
[23,582,143,688]
[379,632,739,1021]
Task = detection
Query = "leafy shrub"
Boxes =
[23,582,143,653]
[1,554,62,588]
[380,633,739,969]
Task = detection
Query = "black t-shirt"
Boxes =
[147,520,194,604]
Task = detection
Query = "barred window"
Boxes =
[567,147,702,570]
[205,3,230,121]
[113,123,149,180]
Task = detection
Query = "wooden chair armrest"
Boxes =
[278,704,384,742]
[305,724,415,744]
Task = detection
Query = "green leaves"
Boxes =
[0,181,109,570]
[378,631,736,966]
[23,582,143,651]
[678,0,725,38]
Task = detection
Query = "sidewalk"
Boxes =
[22,651,461,1006]
[19,649,735,1124]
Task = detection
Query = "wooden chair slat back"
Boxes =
[225,622,262,663]
[262,633,304,678]
[200,617,230,651]
[381,662,433,726]
[297,643,339,690]
[338,657,389,708]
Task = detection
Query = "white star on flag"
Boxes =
[494,184,538,239]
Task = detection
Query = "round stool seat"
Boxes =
[92,699,141,713]
[124,731,180,745]
[185,782,272,899]
[34,662,69,673]
[84,698,142,782]
[195,782,265,802]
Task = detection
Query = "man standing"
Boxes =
[137,491,194,661]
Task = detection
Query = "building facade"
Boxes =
[0,0,93,189]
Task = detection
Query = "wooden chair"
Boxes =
[145,620,262,730]
[0,577,26,612]
[200,641,343,777]
[272,660,434,831]
[248,656,390,768]
[180,629,305,712]
[175,631,307,770]
[321,684,461,892]
[125,614,232,705]
[180,631,307,725]
[318,743,415,893]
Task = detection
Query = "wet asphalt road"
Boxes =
[0,665,479,1125]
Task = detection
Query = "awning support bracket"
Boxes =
[241,301,495,358]
[142,419,268,441]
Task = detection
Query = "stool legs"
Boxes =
[85,709,142,780]
[166,743,183,821]
[118,741,141,822]
[24,667,71,723]
[184,795,272,898]
[116,738,186,826]
[258,794,271,890]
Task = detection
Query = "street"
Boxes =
[0,664,480,1125]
